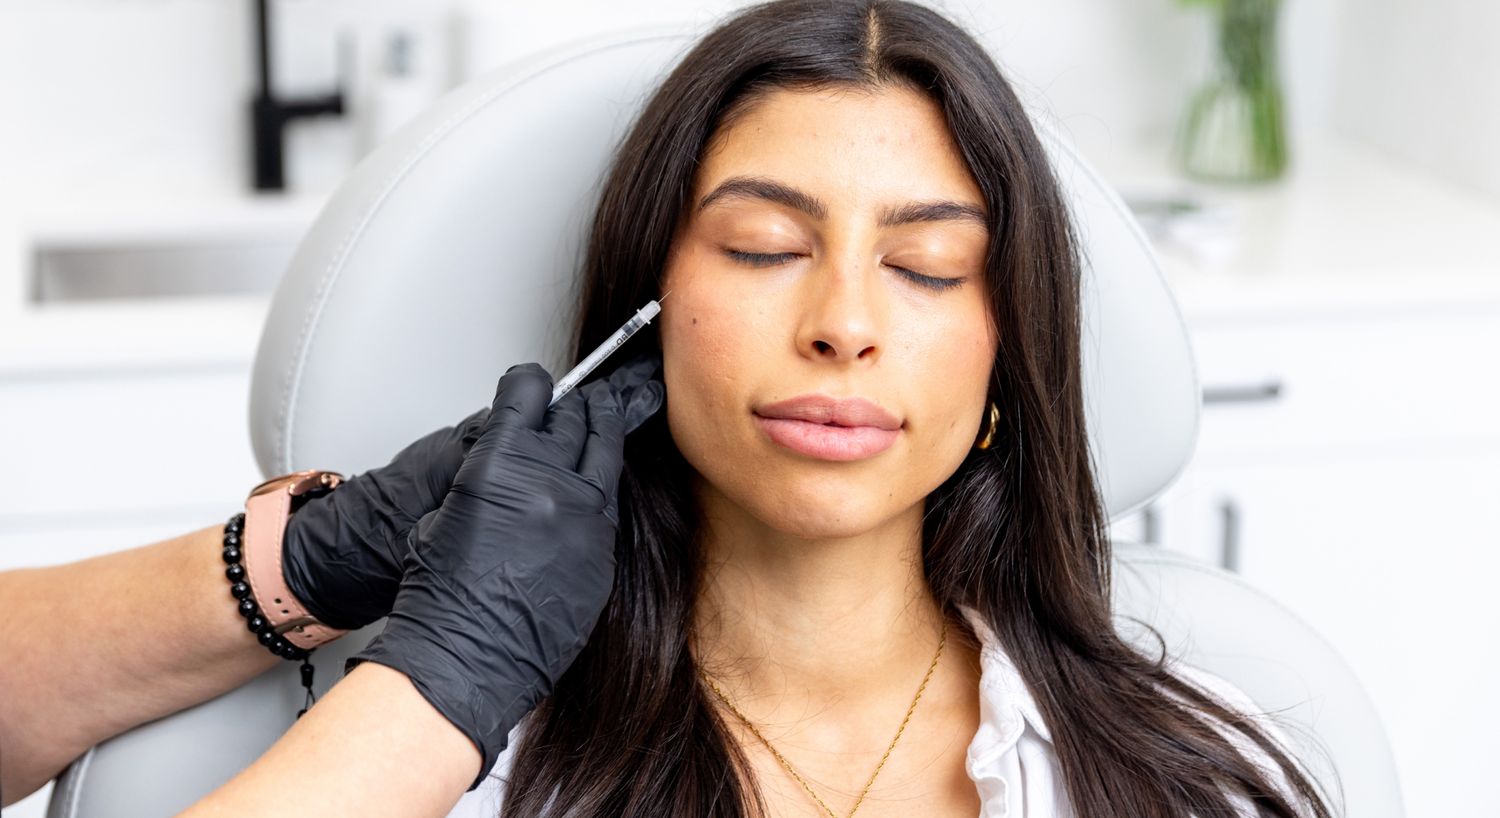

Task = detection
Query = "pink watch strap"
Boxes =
[243,470,348,650]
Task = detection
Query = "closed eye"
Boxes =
[723,249,966,292]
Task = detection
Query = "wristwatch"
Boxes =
[242,469,348,650]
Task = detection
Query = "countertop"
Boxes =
[1097,132,1500,323]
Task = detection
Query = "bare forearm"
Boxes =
[0,523,281,804]
[179,660,480,817]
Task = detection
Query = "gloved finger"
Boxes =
[415,405,489,500]
[620,379,665,435]
[406,508,437,557]
[602,349,663,393]
[457,405,489,448]
[539,385,589,466]
[489,363,554,432]
[581,349,664,435]
[577,382,626,510]
[383,419,474,517]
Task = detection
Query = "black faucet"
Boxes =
[250,0,347,191]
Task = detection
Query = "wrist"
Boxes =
[192,524,282,667]
[347,615,512,793]
[278,518,351,631]
[347,558,534,792]
[243,470,349,650]
[277,474,412,631]
[219,509,329,719]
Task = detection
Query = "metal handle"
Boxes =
[1217,496,1240,573]
[1203,379,1283,405]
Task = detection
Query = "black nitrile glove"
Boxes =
[346,351,664,791]
[279,406,491,631]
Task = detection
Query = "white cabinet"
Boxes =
[0,368,262,551]
[1119,306,1500,818]
[0,297,271,571]
[0,367,262,570]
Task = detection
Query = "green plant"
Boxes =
[1173,0,1288,182]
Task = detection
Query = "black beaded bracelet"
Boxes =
[223,511,318,718]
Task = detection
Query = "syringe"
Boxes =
[548,291,670,407]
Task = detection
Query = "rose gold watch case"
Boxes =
[249,469,345,500]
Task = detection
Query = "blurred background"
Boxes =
[1,1,1496,816]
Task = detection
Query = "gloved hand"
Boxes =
[278,405,491,632]
[345,351,664,791]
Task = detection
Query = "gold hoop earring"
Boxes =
[975,401,1000,450]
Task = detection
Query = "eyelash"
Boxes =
[723,249,966,292]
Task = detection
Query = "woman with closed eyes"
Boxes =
[182,1,1341,816]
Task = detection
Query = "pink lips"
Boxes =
[753,394,903,461]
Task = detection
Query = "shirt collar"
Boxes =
[957,604,1054,755]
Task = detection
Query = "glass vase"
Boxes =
[1173,0,1289,183]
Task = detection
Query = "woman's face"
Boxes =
[659,84,998,540]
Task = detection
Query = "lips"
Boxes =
[753,394,903,461]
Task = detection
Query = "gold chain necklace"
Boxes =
[696,618,947,818]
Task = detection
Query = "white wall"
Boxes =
[5,0,1494,204]
[0,0,1376,203]
[1330,0,1500,201]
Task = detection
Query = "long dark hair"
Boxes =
[501,1,1339,815]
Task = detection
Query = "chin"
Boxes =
[743,472,902,540]
[760,505,887,541]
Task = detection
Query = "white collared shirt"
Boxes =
[445,604,1298,817]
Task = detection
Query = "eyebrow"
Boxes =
[696,175,989,230]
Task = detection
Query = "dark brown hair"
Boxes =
[500,1,1341,815]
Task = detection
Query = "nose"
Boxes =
[793,255,885,365]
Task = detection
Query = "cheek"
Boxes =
[660,261,789,398]
[659,285,773,456]
[900,302,996,451]
[663,297,744,406]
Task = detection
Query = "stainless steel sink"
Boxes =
[29,236,299,303]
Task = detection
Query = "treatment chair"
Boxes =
[47,23,1401,818]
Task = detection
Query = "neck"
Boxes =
[689,478,958,711]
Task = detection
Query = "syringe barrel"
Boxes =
[547,300,660,406]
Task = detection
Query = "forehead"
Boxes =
[695,85,984,214]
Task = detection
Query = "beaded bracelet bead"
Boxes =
[222,511,318,717]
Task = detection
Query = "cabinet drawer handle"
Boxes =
[1203,380,1283,405]
[1218,497,1240,573]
